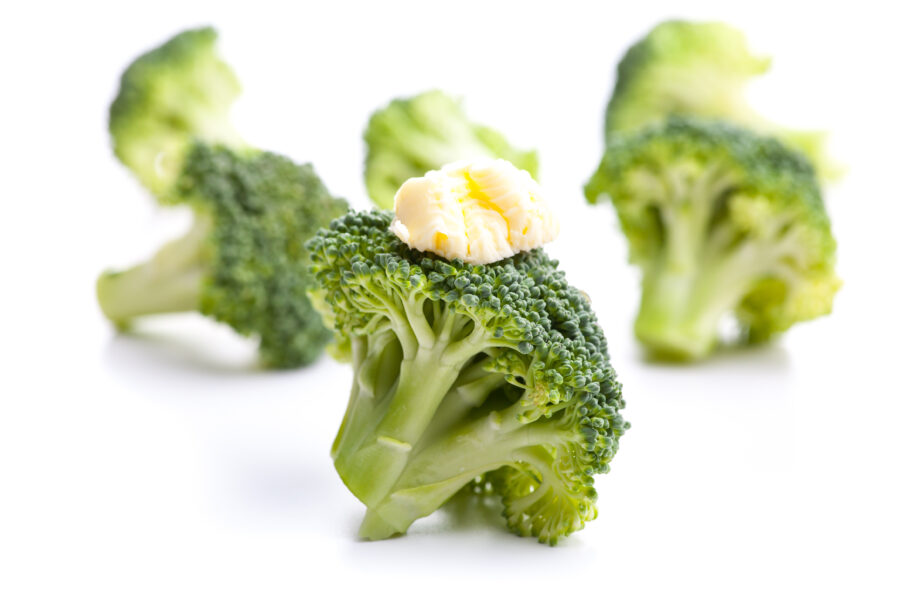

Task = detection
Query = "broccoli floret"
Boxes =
[307,210,627,544]
[98,144,348,368]
[101,28,347,367]
[585,117,840,360]
[364,91,539,209]
[109,27,243,198]
[605,20,838,180]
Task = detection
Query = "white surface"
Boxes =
[1,1,898,598]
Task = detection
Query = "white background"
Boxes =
[1,1,898,598]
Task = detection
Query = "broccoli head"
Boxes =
[109,27,243,198]
[605,20,838,179]
[98,144,348,368]
[364,91,539,209]
[585,117,840,360]
[307,210,627,544]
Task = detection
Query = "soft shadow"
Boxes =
[639,340,792,375]
[438,489,509,533]
[228,459,339,512]
[102,322,267,379]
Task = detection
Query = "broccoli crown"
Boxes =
[307,210,627,544]
[97,143,348,368]
[605,20,769,141]
[109,27,243,198]
[604,20,838,179]
[586,117,839,359]
[183,144,349,367]
[364,90,539,209]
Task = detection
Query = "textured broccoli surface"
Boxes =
[109,27,244,198]
[585,117,840,360]
[605,20,837,180]
[307,210,627,544]
[364,90,539,209]
[98,144,348,367]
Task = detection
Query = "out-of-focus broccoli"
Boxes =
[364,91,539,209]
[605,20,838,180]
[307,210,627,544]
[109,27,244,198]
[585,117,840,360]
[98,144,347,367]
[99,28,348,368]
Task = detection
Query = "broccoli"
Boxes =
[100,28,347,368]
[585,117,840,360]
[109,27,244,198]
[98,143,348,367]
[605,20,838,180]
[364,91,539,209]
[307,210,627,544]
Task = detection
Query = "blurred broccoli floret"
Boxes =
[99,28,348,368]
[585,117,840,360]
[605,20,839,180]
[364,90,539,209]
[98,144,348,367]
[109,27,244,198]
[307,210,627,544]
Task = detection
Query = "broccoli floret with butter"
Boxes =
[605,20,838,180]
[308,206,626,545]
[585,117,840,360]
[364,90,539,209]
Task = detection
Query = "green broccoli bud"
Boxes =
[98,144,348,368]
[605,20,839,180]
[364,90,539,209]
[585,117,840,360]
[307,210,627,545]
[109,27,244,199]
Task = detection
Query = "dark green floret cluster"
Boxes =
[586,117,840,360]
[364,90,539,209]
[307,210,627,544]
[98,28,348,368]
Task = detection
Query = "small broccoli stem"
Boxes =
[337,314,500,535]
[635,264,725,360]
[636,236,776,360]
[330,332,401,460]
[96,215,212,328]
[333,345,474,509]
[418,367,509,446]
[657,162,734,269]
[357,402,576,539]
[358,406,524,539]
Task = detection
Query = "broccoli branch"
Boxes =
[96,214,212,328]
[634,175,811,359]
[357,383,578,540]
[331,289,549,538]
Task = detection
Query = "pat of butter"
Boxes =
[390,159,559,265]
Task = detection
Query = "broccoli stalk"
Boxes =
[586,117,840,360]
[96,215,212,328]
[364,91,539,209]
[634,203,808,358]
[308,211,627,544]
